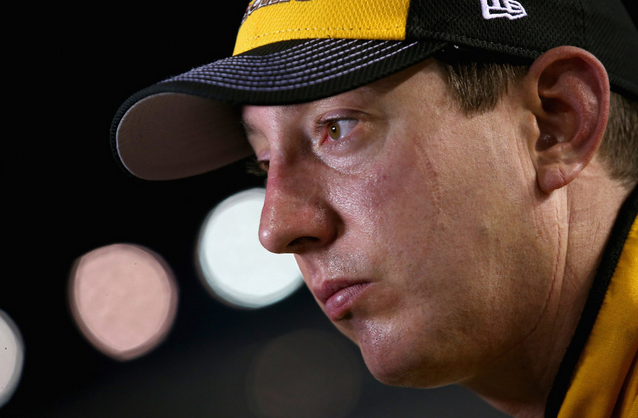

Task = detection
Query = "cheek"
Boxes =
[295,255,310,284]
[329,145,438,226]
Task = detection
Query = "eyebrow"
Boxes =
[240,103,307,138]
[239,118,257,137]
[240,69,405,135]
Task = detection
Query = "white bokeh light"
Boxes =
[197,188,303,309]
[0,310,24,408]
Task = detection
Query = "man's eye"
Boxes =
[246,157,269,176]
[257,160,270,173]
[326,119,357,141]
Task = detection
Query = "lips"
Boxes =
[314,280,371,321]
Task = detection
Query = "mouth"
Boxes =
[314,280,372,321]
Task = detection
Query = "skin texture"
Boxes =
[241,47,631,417]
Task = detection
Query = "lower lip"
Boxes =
[324,283,371,321]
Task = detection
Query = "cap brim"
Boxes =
[111,38,446,181]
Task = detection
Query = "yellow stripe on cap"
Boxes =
[234,0,411,55]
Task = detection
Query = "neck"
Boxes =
[460,163,632,418]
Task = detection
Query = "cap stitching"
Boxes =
[166,42,419,91]
[228,40,367,66]
[166,40,391,82]
[169,42,411,87]
[415,29,541,57]
[243,25,405,42]
[217,41,379,72]
[233,39,337,63]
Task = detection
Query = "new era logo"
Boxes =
[481,0,528,20]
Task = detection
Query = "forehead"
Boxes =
[241,58,440,133]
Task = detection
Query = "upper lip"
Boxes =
[313,279,370,305]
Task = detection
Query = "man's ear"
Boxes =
[525,46,610,193]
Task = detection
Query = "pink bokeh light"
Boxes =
[69,244,178,361]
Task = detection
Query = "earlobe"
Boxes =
[526,46,610,194]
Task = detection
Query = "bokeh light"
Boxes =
[68,243,178,361]
[0,310,24,408]
[196,188,303,309]
[247,329,362,418]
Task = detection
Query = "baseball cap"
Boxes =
[111,0,638,181]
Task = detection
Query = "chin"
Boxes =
[355,324,473,389]
[358,340,460,389]
[367,364,422,388]
[364,356,452,388]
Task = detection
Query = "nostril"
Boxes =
[287,236,321,252]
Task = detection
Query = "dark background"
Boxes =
[3,2,636,417]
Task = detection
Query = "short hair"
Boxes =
[437,52,638,188]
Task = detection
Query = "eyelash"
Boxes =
[246,156,268,177]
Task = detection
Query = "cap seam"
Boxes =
[229,40,375,67]
[166,41,421,91]
[243,25,405,42]
[415,29,541,58]
[202,42,399,77]
[183,44,385,80]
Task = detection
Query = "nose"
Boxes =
[259,162,339,254]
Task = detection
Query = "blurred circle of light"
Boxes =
[68,243,178,361]
[196,188,303,309]
[247,329,362,418]
[0,310,24,408]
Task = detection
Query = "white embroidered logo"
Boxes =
[480,0,528,20]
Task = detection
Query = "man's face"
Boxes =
[242,59,557,388]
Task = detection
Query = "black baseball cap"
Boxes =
[111,0,638,181]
